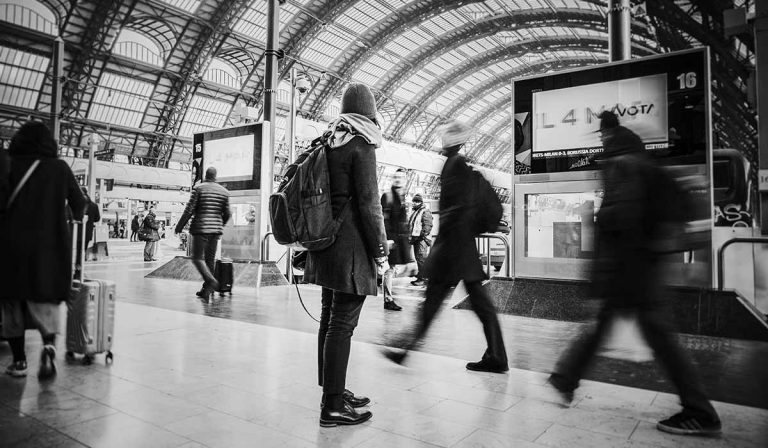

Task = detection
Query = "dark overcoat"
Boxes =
[381,188,414,265]
[1,156,86,303]
[304,136,388,296]
[422,153,485,284]
[592,126,669,308]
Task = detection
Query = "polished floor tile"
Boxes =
[0,253,765,447]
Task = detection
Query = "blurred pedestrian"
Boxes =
[548,111,721,436]
[380,168,412,311]
[303,83,389,427]
[174,166,231,300]
[383,120,508,374]
[0,121,87,379]
[408,193,432,286]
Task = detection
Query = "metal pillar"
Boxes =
[608,0,631,62]
[88,133,98,201]
[285,67,297,282]
[757,1,768,235]
[261,0,280,260]
[51,36,64,143]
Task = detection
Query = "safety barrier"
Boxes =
[717,237,768,291]
[261,232,273,262]
[476,233,510,278]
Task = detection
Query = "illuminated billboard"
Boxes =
[513,48,709,175]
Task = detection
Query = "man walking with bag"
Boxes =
[408,193,432,286]
[142,206,160,262]
[383,120,508,374]
[548,111,721,436]
[175,166,231,300]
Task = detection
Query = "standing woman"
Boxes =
[0,121,86,379]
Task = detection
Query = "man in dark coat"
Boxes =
[1,121,86,379]
[408,193,433,286]
[304,83,389,427]
[142,206,161,261]
[174,166,231,300]
[130,213,140,241]
[548,111,721,436]
[383,120,508,374]
[380,167,413,311]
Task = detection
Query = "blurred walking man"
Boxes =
[548,111,721,436]
[380,168,412,311]
[174,167,231,300]
[383,120,508,374]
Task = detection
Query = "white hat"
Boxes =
[438,120,473,148]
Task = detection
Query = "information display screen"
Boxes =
[202,134,254,182]
[193,124,262,191]
[513,48,708,175]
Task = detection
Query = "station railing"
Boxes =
[717,237,768,294]
[475,233,510,278]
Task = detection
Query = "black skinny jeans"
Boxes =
[407,279,508,367]
[317,288,366,400]
[553,304,718,420]
[192,233,219,291]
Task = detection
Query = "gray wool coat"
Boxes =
[304,136,388,296]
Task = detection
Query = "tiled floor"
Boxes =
[2,247,767,447]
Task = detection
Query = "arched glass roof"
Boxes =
[0,0,756,172]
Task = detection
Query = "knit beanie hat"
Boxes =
[340,83,377,120]
[438,120,473,149]
[412,193,423,203]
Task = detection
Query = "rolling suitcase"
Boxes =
[214,259,233,295]
[66,218,115,365]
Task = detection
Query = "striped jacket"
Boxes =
[175,181,231,235]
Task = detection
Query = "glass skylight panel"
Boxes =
[178,95,231,137]
[159,0,200,13]
[234,2,296,43]
[0,0,57,35]
[387,29,432,54]
[336,0,390,36]
[87,72,152,128]
[420,12,459,37]
[0,47,49,109]
[112,29,164,67]
[300,27,355,67]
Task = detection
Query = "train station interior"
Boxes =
[1,0,767,447]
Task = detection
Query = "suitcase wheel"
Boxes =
[82,355,93,366]
[106,351,114,364]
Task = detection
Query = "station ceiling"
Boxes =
[0,0,757,172]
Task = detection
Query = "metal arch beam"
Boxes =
[311,4,654,120]
[267,0,361,104]
[58,0,139,149]
[416,57,604,148]
[374,10,654,105]
[307,0,485,116]
[144,0,252,167]
[387,41,612,142]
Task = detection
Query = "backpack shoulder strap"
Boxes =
[7,159,40,208]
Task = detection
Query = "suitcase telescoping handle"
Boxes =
[71,215,89,284]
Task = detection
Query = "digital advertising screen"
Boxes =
[193,124,262,191]
[513,48,709,175]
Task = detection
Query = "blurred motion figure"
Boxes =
[548,111,721,436]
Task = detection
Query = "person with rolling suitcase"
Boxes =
[66,217,117,365]
[1,121,87,379]
[174,166,231,301]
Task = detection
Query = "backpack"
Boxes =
[468,168,503,235]
[650,167,710,253]
[269,135,349,251]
